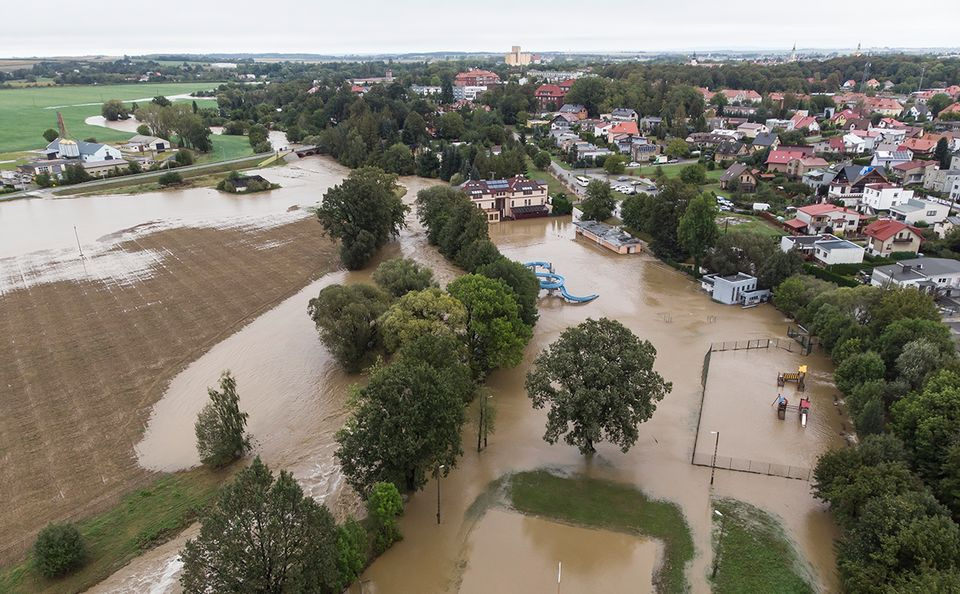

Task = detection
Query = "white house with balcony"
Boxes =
[871,258,960,295]
[889,198,950,226]
[861,183,913,215]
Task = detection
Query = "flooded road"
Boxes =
[102,206,841,591]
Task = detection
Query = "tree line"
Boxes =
[773,278,960,591]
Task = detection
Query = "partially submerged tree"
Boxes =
[335,360,466,493]
[677,194,719,273]
[447,274,532,378]
[316,167,409,270]
[372,257,435,298]
[378,287,467,352]
[195,370,251,468]
[181,457,340,593]
[476,257,541,327]
[307,284,391,372]
[526,318,672,455]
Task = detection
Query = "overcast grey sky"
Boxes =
[3,1,958,57]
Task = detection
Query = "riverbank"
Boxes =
[0,215,340,565]
[0,467,228,594]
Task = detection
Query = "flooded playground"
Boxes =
[0,157,844,592]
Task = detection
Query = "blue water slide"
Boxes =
[524,261,598,303]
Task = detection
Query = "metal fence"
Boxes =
[692,452,812,482]
[709,338,800,353]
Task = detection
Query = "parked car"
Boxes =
[617,176,628,181]
[627,161,641,168]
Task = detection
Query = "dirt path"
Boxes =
[0,217,338,564]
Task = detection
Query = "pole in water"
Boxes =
[74,226,84,258]
[557,561,562,594]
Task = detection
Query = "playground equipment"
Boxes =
[772,394,812,427]
[524,262,598,303]
[777,365,807,391]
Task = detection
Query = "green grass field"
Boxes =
[717,213,787,237]
[0,467,228,594]
[0,82,222,153]
[711,499,812,594]
[508,470,694,593]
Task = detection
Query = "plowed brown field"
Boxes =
[0,217,337,563]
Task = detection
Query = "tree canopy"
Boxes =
[316,167,409,269]
[181,457,341,593]
[579,180,616,222]
[307,284,391,372]
[378,287,467,352]
[526,318,672,455]
[371,257,435,298]
[677,194,719,272]
[195,370,251,468]
[335,360,467,493]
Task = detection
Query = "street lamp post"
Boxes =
[436,463,446,525]
[710,431,720,486]
[712,510,727,578]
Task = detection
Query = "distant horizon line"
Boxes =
[4,46,960,61]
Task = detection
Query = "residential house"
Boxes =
[737,122,768,139]
[802,167,839,191]
[461,176,550,223]
[889,197,950,226]
[786,156,829,179]
[863,219,923,256]
[828,165,889,206]
[861,183,914,214]
[784,203,864,235]
[923,166,960,193]
[714,141,748,161]
[558,104,588,120]
[452,86,487,101]
[766,148,812,174]
[550,112,580,130]
[122,135,169,153]
[812,237,866,265]
[608,108,639,122]
[906,104,932,120]
[639,116,662,132]
[765,118,792,131]
[454,69,501,87]
[871,150,914,170]
[752,131,780,151]
[891,159,936,185]
[864,97,903,117]
[871,258,960,295]
[686,133,731,150]
[899,137,938,159]
[789,111,820,133]
[934,215,960,238]
[700,272,770,305]
[719,163,758,191]
[605,121,639,143]
[631,142,660,163]
[534,84,566,111]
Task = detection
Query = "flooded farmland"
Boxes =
[0,157,843,593]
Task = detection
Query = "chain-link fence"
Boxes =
[692,452,812,481]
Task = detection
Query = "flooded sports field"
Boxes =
[0,157,844,592]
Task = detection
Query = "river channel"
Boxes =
[1,156,841,593]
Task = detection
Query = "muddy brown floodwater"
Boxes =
[102,193,842,592]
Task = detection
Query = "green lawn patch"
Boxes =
[508,470,694,593]
[0,82,223,153]
[717,213,786,237]
[711,498,812,594]
[0,467,228,594]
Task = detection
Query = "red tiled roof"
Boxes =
[798,203,863,217]
[892,159,936,171]
[784,218,808,229]
[767,149,808,164]
[900,138,937,152]
[864,219,922,242]
[535,84,565,98]
[608,121,639,135]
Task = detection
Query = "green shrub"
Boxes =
[33,523,85,578]
[367,482,403,555]
[158,171,182,186]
